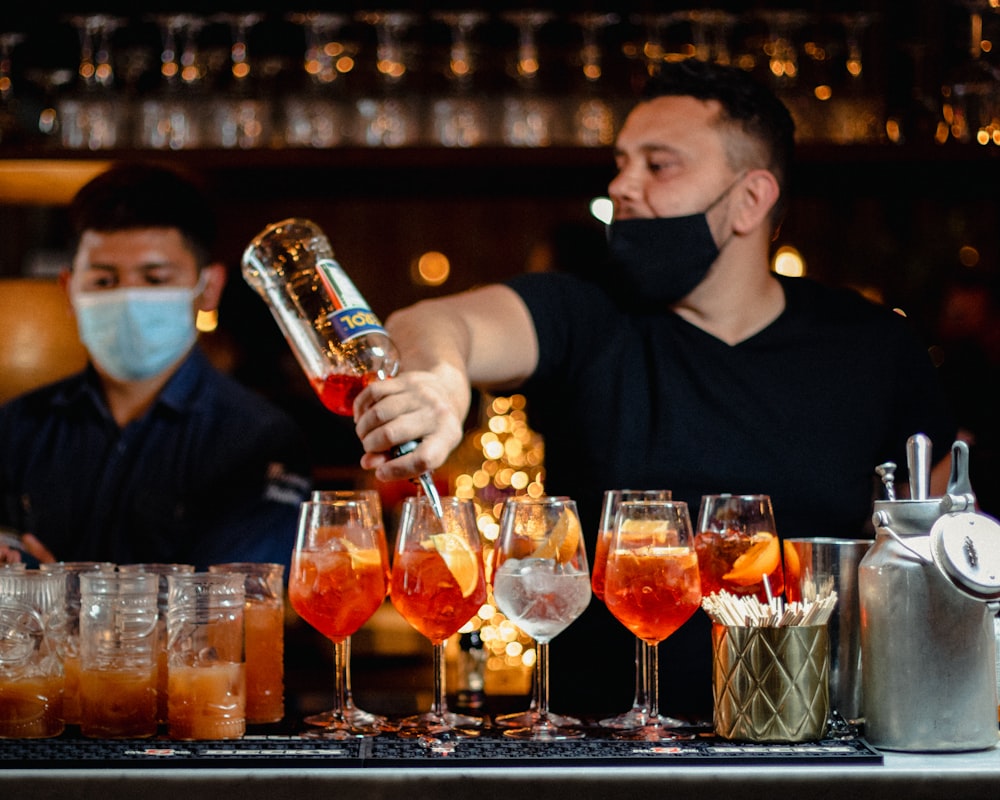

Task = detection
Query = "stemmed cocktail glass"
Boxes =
[694,493,784,603]
[603,500,702,741]
[390,496,487,739]
[303,489,392,731]
[591,489,676,730]
[288,498,388,738]
[492,496,591,740]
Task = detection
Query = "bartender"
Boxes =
[353,59,956,720]
[0,162,311,570]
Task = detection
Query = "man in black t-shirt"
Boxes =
[353,60,956,720]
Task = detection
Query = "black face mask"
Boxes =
[607,177,741,308]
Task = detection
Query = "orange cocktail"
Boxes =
[79,667,157,738]
[0,674,64,739]
[289,547,386,643]
[290,500,390,738]
[391,548,485,645]
[61,653,82,725]
[604,547,702,643]
[694,529,785,600]
[168,662,246,740]
[244,600,285,723]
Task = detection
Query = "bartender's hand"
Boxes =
[354,367,468,482]
[0,533,56,564]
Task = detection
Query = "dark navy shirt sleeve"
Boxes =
[0,347,312,572]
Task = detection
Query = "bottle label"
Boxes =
[316,258,387,342]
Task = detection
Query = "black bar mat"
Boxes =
[0,733,882,768]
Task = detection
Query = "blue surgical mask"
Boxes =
[72,283,200,381]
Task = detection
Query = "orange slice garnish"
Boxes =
[429,532,480,598]
[722,533,780,586]
[530,508,582,563]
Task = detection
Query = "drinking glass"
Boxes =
[603,500,702,741]
[283,12,353,148]
[78,572,159,739]
[288,499,388,738]
[208,12,270,149]
[592,489,674,730]
[59,14,125,149]
[118,563,195,724]
[303,489,391,730]
[354,10,421,146]
[694,493,784,602]
[428,10,490,147]
[137,13,206,149]
[390,496,487,739]
[566,12,620,147]
[166,572,246,740]
[492,496,591,740]
[500,10,557,146]
[39,561,115,726]
[209,562,285,724]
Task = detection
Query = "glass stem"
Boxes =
[633,636,649,712]
[344,636,354,703]
[645,641,660,727]
[535,641,551,723]
[332,639,349,723]
[431,641,447,722]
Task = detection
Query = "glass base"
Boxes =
[494,708,581,729]
[299,719,385,739]
[599,708,687,730]
[304,703,396,731]
[396,709,483,738]
[502,721,586,741]
[611,725,696,742]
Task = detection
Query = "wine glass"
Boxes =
[500,10,557,146]
[390,495,487,740]
[288,499,389,738]
[694,493,784,603]
[567,12,620,147]
[354,10,420,147]
[60,14,125,149]
[603,500,702,741]
[303,489,391,730]
[137,13,206,149]
[284,11,353,148]
[591,489,674,730]
[209,12,270,148]
[492,496,591,740]
[428,10,490,147]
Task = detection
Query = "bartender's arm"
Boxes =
[354,284,538,481]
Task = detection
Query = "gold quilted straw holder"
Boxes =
[705,590,836,743]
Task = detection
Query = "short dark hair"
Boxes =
[641,59,795,224]
[68,162,217,266]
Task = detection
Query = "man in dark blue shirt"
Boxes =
[0,163,310,569]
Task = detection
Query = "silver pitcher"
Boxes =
[859,435,1000,752]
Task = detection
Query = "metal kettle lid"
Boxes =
[930,512,1000,601]
[929,439,1000,601]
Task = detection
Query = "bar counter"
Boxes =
[4,736,998,800]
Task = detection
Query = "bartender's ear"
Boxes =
[731,169,780,236]
[196,262,228,312]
